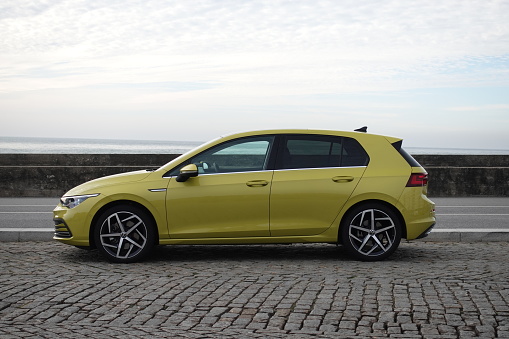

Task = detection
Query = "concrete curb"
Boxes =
[0,228,54,242]
[424,229,509,242]
[1,228,509,242]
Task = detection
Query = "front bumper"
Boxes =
[53,205,92,246]
[53,218,72,238]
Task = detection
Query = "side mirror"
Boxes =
[176,164,198,182]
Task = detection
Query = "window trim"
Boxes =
[273,165,367,172]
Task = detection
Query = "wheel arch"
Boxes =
[89,199,160,248]
[337,199,407,245]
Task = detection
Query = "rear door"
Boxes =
[269,134,368,236]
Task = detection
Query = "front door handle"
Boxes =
[332,176,354,183]
[246,180,269,187]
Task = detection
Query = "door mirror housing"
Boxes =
[176,164,198,182]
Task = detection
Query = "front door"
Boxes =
[166,136,275,238]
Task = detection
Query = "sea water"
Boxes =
[0,136,508,155]
[0,136,204,154]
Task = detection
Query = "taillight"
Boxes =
[407,173,428,187]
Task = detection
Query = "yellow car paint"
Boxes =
[53,128,436,262]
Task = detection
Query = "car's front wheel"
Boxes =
[340,203,402,261]
[94,205,155,263]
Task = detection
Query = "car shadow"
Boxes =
[149,243,349,263]
[60,242,438,265]
[148,242,438,264]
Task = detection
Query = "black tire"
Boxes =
[93,205,155,263]
[340,203,402,261]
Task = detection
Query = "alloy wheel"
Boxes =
[348,208,398,257]
[99,211,148,260]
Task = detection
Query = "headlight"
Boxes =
[60,194,99,209]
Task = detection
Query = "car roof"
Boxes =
[219,128,401,143]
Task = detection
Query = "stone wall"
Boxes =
[413,155,509,197]
[0,154,178,197]
[0,154,508,197]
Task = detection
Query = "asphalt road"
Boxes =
[0,197,57,229]
[0,196,507,230]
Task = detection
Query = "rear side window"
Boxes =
[342,137,370,167]
[276,135,369,170]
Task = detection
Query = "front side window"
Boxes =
[276,135,369,170]
[168,136,274,176]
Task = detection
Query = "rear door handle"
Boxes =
[246,180,269,187]
[332,176,354,183]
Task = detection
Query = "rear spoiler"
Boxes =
[391,140,422,167]
[392,140,403,151]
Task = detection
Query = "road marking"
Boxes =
[0,212,53,214]
[0,205,56,207]
[437,214,509,216]
[438,206,508,208]
[0,228,54,231]
[431,228,509,232]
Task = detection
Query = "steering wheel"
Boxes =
[211,162,220,173]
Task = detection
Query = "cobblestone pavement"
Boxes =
[1,241,508,338]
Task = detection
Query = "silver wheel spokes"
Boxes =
[348,209,396,256]
[100,212,148,259]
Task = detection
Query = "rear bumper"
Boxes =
[416,222,436,239]
[397,187,435,240]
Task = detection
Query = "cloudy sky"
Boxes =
[1,0,508,149]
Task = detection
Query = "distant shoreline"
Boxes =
[1,136,508,155]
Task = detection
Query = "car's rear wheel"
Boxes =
[341,203,402,261]
[94,205,155,263]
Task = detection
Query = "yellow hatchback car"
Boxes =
[53,128,435,262]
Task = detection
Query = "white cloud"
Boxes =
[1,0,508,92]
[0,0,509,147]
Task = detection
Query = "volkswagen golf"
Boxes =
[53,128,435,262]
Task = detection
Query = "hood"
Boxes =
[64,170,152,196]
